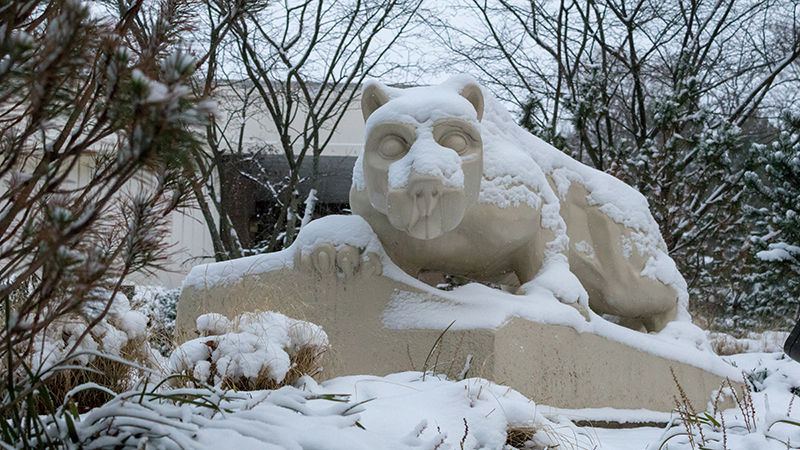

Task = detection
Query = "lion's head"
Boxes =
[356,79,484,240]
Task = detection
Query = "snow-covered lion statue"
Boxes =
[299,76,688,332]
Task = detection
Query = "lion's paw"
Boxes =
[295,243,382,278]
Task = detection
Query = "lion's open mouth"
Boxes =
[386,181,466,240]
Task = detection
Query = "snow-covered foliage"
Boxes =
[131,285,181,355]
[433,0,800,330]
[30,372,565,449]
[25,290,152,373]
[647,351,800,450]
[169,311,329,389]
[0,0,214,441]
[742,110,800,328]
[709,330,791,355]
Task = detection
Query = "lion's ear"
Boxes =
[361,83,391,121]
[459,83,484,122]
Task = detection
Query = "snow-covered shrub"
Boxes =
[29,383,361,449]
[709,331,790,356]
[0,0,214,444]
[741,110,800,329]
[131,285,181,355]
[169,311,329,390]
[22,290,161,408]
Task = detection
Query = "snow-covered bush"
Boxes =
[169,311,329,390]
[29,291,147,369]
[131,285,181,355]
[0,0,215,442]
[21,290,161,408]
[709,331,790,356]
[741,110,800,329]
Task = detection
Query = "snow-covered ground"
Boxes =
[45,337,799,449]
[182,348,800,449]
[112,288,800,449]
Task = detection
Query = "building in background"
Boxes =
[125,87,367,288]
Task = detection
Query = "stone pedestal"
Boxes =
[177,261,738,412]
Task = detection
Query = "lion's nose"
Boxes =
[411,181,440,217]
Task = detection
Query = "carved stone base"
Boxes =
[176,260,738,413]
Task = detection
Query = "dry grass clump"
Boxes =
[169,311,330,391]
[506,422,589,449]
[506,426,541,449]
[43,338,153,411]
[710,334,750,356]
[200,336,328,391]
[708,330,790,356]
[12,291,161,412]
[658,367,800,449]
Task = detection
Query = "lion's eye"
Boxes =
[439,132,468,153]
[379,135,407,159]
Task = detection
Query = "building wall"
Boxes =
[65,155,218,289]
[213,83,366,158]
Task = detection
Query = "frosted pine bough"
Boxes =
[170,311,329,389]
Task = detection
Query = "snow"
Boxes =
[709,330,790,354]
[757,242,800,262]
[170,311,328,386]
[26,289,150,372]
[383,280,737,379]
[315,372,561,449]
[48,372,562,449]
[387,137,466,189]
[44,348,800,449]
[196,312,230,336]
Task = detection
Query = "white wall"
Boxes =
[213,83,366,157]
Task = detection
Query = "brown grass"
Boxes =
[174,334,330,392]
[505,423,590,450]
[710,334,750,356]
[217,343,329,391]
[506,426,539,449]
[668,369,758,449]
[42,338,153,412]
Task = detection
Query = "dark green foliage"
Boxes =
[741,111,800,328]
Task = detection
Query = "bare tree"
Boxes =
[188,0,423,260]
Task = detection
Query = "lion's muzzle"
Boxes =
[386,176,466,240]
